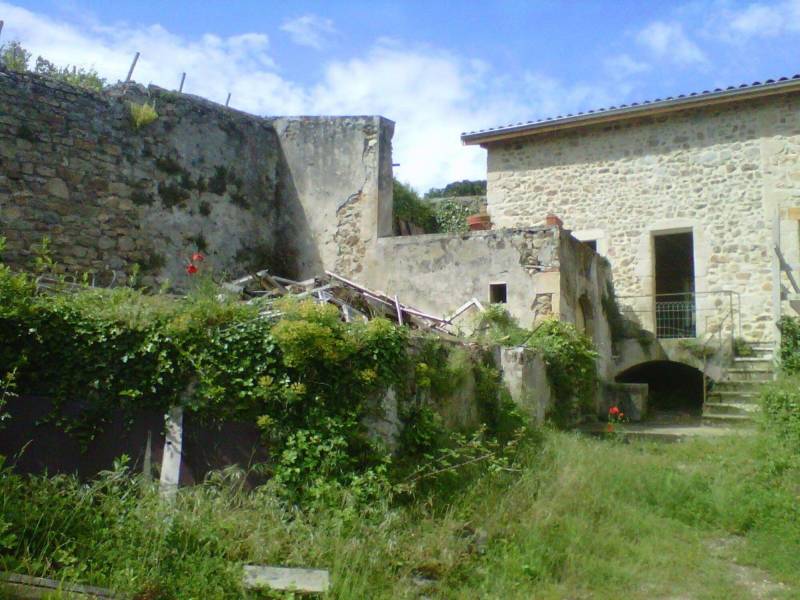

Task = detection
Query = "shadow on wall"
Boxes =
[273,141,323,280]
[616,360,706,413]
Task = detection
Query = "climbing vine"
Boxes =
[473,306,598,427]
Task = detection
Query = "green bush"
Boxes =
[1,41,105,91]
[778,316,800,374]
[760,375,800,450]
[432,199,472,233]
[393,179,438,233]
[473,307,597,426]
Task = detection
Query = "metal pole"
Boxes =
[225,92,231,107]
[178,72,186,92]
[125,51,140,83]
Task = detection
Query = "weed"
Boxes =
[129,102,158,130]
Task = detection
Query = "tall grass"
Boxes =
[2,427,799,599]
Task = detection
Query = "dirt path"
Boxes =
[707,537,789,599]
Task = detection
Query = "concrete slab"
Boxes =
[242,565,330,594]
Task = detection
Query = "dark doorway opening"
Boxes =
[616,360,704,413]
[583,240,597,252]
[653,231,696,338]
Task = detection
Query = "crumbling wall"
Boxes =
[273,116,394,279]
[558,232,615,379]
[364,227,563,329]
[0,68,393,285]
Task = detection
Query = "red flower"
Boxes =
[609,406,620,416]
[191,252,205,263]
[185,263,198,275]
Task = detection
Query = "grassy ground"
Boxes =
[2,429,799,599]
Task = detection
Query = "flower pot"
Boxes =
[545,214,563,228]
[605,422,615,433]
[467,213,492,231]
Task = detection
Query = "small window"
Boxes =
[489,283,508,304]
[584,240,597,252]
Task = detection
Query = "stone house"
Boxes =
[461,76,800,417]
[462,76,800,348]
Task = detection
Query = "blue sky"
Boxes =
[3,1,800,190]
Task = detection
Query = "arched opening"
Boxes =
[616,360,705,414]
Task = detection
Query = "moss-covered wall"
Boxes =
[0,68,394,286]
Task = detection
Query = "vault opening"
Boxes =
[616,360,704,413]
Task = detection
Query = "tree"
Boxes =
[0,41,31,72]
[393,179,438,233]
[424,179,487,199]
[0,41,105,92]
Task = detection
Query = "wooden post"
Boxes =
[225,92,231,107]
[142,429,152,482]
[159,405,183,501]
[178,72,186,92]
[125,51,140,83]
[394,295,403,325]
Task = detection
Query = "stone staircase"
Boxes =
[702,344,775,427]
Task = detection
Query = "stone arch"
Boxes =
[616,360,709,413]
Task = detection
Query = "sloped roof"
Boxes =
[461,74,800,146]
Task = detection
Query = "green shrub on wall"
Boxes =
[473,306,598,427]
[0,253,532,502]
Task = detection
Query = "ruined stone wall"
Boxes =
[0,67,392,285]
[366,227,562,330]
[486,92,800,343]
[272,116,394,279]
[0,68,286,285]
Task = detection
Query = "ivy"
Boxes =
[473,307,598,427]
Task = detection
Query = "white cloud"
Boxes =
[0,2,628,192]
[636,21,708,66]
[718,0,800,38]
[280,14,336,49]
[604,53,651,78]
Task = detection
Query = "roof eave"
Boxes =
[461,78,800,146]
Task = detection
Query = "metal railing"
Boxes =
[655,293,696,338]
[617,290,742,342]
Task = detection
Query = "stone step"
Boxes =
[732,357,774,366]
[722,368,774,382]
[701,413,755,427]
[703,402,760,416]
[713,380,765,392]
[750,344,775,352]
[730,358,775,371]
[707,390,760,403]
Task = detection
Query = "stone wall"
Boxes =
[273,116,394,279]
[0,67,392,285]
[485,92,800,343]
[366,227,562,329]
[363,226,615,377]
